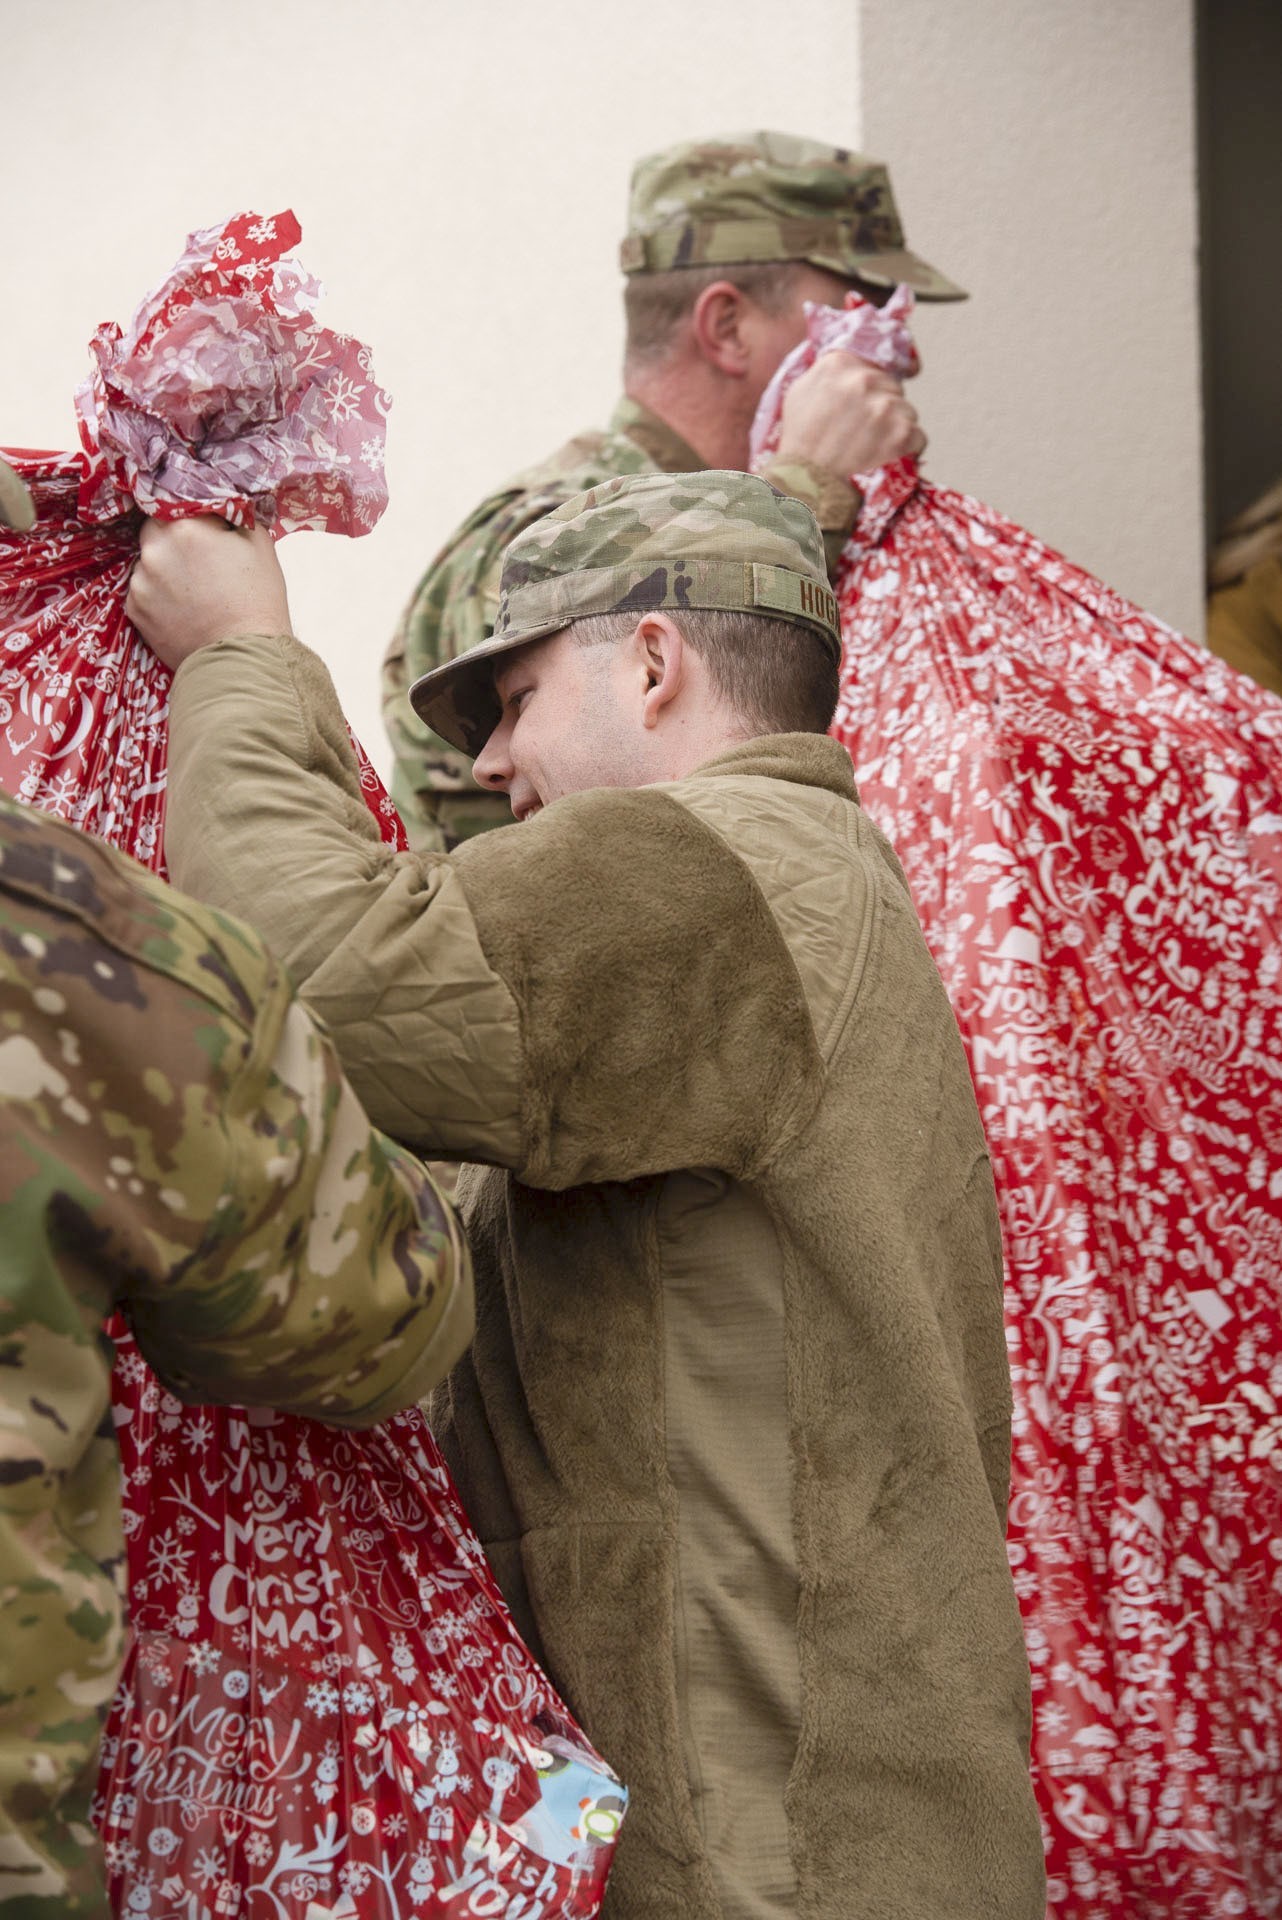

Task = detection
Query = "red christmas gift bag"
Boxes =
[99,1325,624,1920]
[0,215,626,1918]
[754,292,1282,1919]
[0,210,395,873]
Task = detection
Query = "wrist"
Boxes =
[165,627,294,675]
[759,456,860,540]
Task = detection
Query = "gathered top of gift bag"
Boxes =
[0,211,403,870]
[72,208,391,536]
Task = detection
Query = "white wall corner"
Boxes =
[854,0,1205,642]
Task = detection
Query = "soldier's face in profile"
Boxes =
[472,629,651,823]
[746,265,887,399]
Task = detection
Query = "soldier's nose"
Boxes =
[473,729,512,790]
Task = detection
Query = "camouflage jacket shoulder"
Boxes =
[0,795,469,1915]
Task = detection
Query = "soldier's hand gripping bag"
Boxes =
[0,210,397,873]
[753,292,1282,1919]
[97,1324,624,1918]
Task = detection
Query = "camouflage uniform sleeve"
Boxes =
[128,996,475,1424]
[756,456,861,579]
[382,482,588,851]
[0,797,473,1915]
[0,1274,118,1914]
[0,796,473,1424]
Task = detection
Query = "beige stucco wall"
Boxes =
[858,0,1204,641]
[3,0,1203,781]
[1,0,861,777]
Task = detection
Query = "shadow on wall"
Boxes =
[1198,0,1282,540]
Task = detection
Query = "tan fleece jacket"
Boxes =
[163,633,1045,1920]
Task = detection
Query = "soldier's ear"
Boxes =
[632,614,685,728]
[690,282,752,377]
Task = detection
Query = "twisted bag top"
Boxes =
[0,209,399,871]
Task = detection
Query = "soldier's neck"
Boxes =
[624,364,753,475]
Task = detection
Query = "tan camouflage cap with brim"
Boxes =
[409,469,841,757]
[619,129,966,302]
[0,457,35,533]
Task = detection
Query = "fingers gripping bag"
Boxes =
[753,291,1282,1920]
[0,218,626,1917]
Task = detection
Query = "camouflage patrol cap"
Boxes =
[409,469,841,756]
[620,129,966,301]
[0,457,35,532]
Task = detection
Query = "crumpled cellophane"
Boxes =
[756,288,1282,1920]
[0,209,393,869]
[0,214,625,1918]
[753,292,1282,1918]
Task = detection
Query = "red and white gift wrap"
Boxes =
[98,1327,623,1920]
[0,208,394,873]
[0,214,625,1918]
[755,294,1282,1919]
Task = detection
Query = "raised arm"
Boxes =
[128,520,822,1185]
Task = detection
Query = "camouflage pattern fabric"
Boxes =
[382,400,697,849]
[384,403,856,844]
[0,793,469,1918]
[412,470,840,757]
[620,130,967,299]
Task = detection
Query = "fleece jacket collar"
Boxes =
[688,732,858,802]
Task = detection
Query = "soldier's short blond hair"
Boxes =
[572,606,838,737]
[622,262,808,371]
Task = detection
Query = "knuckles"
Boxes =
[805,355,898,395]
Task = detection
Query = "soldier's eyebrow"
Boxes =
[493,657,533,700]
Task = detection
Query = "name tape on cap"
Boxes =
[750,562,839,639]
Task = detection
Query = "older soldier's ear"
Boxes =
[690,282,754,378]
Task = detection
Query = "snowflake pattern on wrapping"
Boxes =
[0,218,625,1916]
[0,209,393,875]
[754,293,1282,1920]
[99,1326,624,1920]
[74,208,391,536]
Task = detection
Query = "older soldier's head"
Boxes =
[618,131,964,449]
[409,470,841,822]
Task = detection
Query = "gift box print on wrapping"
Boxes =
[99,1326,624,1919]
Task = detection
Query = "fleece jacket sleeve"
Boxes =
[164,634,525,1163]
[165,633,823,1186]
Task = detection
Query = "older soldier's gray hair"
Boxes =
[623,262,810,372]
